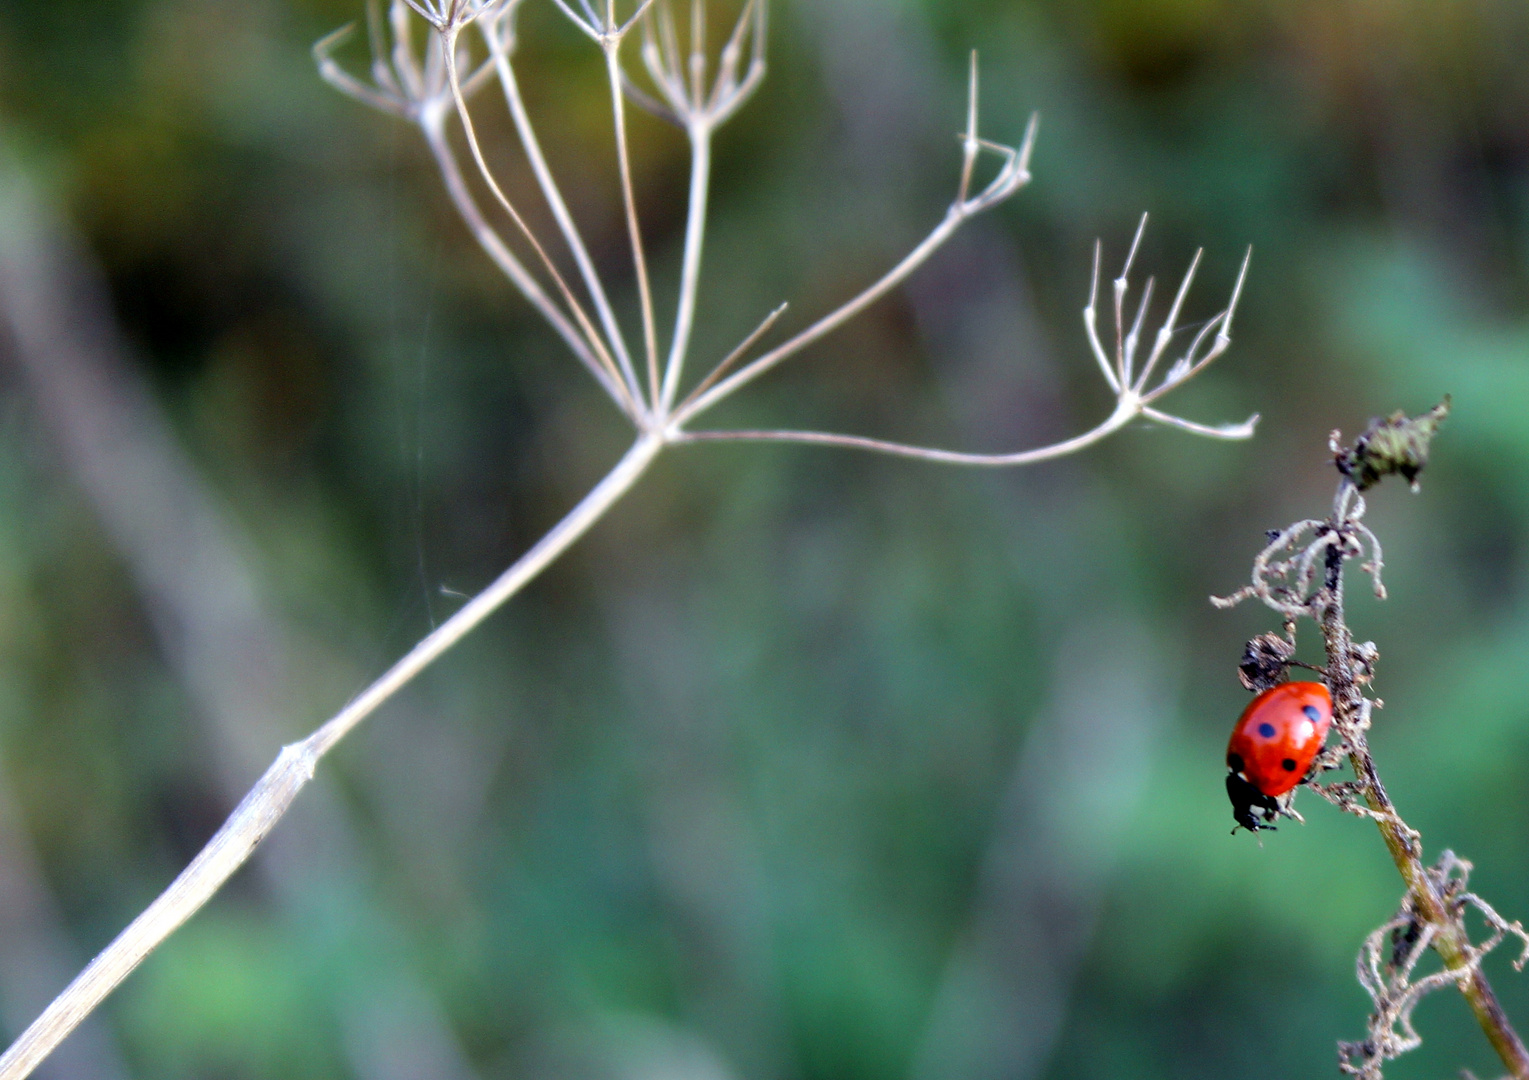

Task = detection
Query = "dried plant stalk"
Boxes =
[0,2,1261,1076]
[1216,403,1529,1080]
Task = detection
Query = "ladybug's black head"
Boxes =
[1226,758,1281,834]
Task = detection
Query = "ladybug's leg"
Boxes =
[1255,789,1281,827]
[1310,743,1347,776]
[1274,789,1305,825]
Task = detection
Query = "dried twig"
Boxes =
[1216,403,1528,1080]
[0,4,1263,1076]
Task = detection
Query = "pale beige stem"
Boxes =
[0,434,662,1080]
[487,40,645,404]
[673,206,970,423]
[421,111,633,413]
[673,395,1143,466]
[0,745,317,1080]
[604,39,662,406]
[659,123,712,411]
[442,37,640,423]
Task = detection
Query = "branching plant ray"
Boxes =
[0,5,1260,1078]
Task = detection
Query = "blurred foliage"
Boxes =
[3,1,1529,1079]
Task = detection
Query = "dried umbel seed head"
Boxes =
[1334,397,1450,492]
[1239,632,1296,692]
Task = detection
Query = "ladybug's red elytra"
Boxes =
[1225,681,1332,833]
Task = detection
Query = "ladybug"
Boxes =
[1226,681,1332,833]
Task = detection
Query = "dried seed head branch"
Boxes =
[600,27,664,406]
[677,301,788,410]
[0,12,1275,1078]
[648,0,769,411]
[1113,213,1147,388]
[958,52,981,201]
[479,10,645,404]
[1134,246,1201,391]
[1343,855,1529,1080]
[674,221,1255,460]
[689,0,705,104]
[1122,273,1155,387]
[1210,496,1380,618]
[634,7,685,121]
[1141,248,1249,403]
[658,126,713,409]
[314,0,494,121]
[549,0,655,44]
[314,23,411,117]
[651,0,685,101]
[708,0,766,121]
[671,61,1037,423]
[422,117,623,403]
[442,32,645,418]
[671,396,1144,467]
[547,0,602,38]
[1353,519,1387,600]
[1084,224,1253,420]
[1083,240,1122,393]
[1309,780,1417,838]
[671,213,970,420]
[1138,406,1258,440]
[420,120,627,407]
[318,0,644,414]
[1465,892,1529,973]
[388,0,422,96]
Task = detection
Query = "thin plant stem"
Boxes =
[672,396,1144,465]
[309,433,662,755]
[604,37,663,406]
[1082,242,1121,393]
[1139,250,1248,404]
[0,434,663,1080]
[442,35,639,422]
[421,111,633,414]
[673,205,969,423]
[659,123,713,411]
[1112,213,1146,388]
[690,0,705,104]
[679,300,787,409]
[672,400,1256,461]
[487,39,645,405]
[1316,502,1529,1080]
[1133,248,1200,393]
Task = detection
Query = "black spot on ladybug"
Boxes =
[1303,705,1320,722]
[1227,752,1245,773]
[1282,758,1297,771]
[1257,722,1276,738]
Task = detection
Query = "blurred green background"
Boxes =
[3,0,1529,1078]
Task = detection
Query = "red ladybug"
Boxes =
[1225,681,1332,833]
